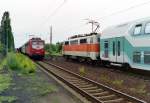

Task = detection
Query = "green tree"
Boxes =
[0,42,3,53]
[0,11,15,55]
[56,42,62,53]
[44,43,62,55]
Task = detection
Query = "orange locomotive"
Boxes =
[62,33,100,62]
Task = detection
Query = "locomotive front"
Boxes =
[29,38,45,59]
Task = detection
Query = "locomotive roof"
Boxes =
[101,17,150,38]
[68,33,100,41]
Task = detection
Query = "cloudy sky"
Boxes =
[0,0,150,48]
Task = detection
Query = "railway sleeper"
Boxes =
[77,84,93,88]
[93,91,109,96]
[86,88,103,93]
[71,81,88,86]
[97,94,116,100]
[82,86,98,90]
[72,82,89,86]
[68,79,85,83]
[103,98,124,103]
[92,91,109,98]
[63,76,78,80]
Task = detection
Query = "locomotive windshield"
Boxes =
[32,41,44,49]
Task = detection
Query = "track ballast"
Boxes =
[37,61,147,103]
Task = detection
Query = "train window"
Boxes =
[113,41,115,56]
[117,41,120,56]
[32,41,44,49]
[32,42,37,45]
[65,41,69,45]
[145,23,150,34]
[90,38,93,43]
[144,51,150,64]
[80,39,87,44]
[104,41,109,58]
[134,24,142,35]
[133,52,141,63]
[104,41,108,48]
[70,40,78,45]
[97,37,100,42]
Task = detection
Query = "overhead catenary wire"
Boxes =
[32,0,67,40]
[97,0,150,20]
[39,0,67,26]
[66,0,150,34]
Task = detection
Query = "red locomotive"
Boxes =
[19,37,45,59]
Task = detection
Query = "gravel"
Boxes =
[47,57,150,102]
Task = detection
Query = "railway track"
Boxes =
[37,61,147,103]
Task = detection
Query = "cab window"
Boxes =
[145,23,150,34]
[134,24,142,35]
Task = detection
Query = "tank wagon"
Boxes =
[101,17,150,71]
[19,37,45,59]
[63,33,100,62]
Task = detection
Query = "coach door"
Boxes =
[112,37,124,63]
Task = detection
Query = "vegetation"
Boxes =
[79,66,86,76]
[0,11,15,56]
[112,80,124,87]
[100,74,124,87]
[0,72,17,103]
[0,96,17,103]
[100,74,111,83]
[0,74,12,93]
[129,84,146,94]
[0,43,3,53]
[45,42,62,56]
[1,53,36,74]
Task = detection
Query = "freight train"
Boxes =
[62,17,150,71]
[19,37,45,59]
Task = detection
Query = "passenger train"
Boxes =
[19,37,45,59]
[62,17,150,71]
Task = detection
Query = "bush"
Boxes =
[1,53,36,74]
[79,66,86,76]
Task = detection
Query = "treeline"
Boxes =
[45,42,62,55]
[0,11,15,56]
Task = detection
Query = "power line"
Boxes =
[97,0,150,20]
[39,0,67,26]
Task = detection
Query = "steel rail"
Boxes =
[37,61,147,103]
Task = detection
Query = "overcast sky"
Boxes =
[0,0,150,48]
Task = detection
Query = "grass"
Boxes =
[79,66,86,76]
[0,53,36,74]
[0,96,17,103]
[112,80,124,87]
[100,74,124,87]
[0,74,12,93]
[129,84,147,94]
[0,71,17,103]
[100,74,111,83]
[24,74,58,97]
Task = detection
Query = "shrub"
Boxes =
[1,53,36,74]
[79,66,86,76]
[112,80,124,87]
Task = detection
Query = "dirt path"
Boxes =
[1,66,83,103]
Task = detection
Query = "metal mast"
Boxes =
[50,26,52,44]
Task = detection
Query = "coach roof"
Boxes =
[101,17,150,39]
